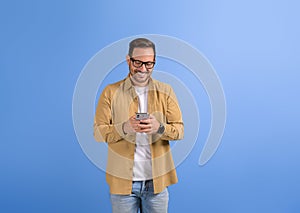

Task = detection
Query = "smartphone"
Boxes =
[135,112,149,121]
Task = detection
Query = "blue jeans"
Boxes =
[110,180,169,213]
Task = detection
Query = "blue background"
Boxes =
[1,0,300,212]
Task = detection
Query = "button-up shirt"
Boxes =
[94,76,184,194]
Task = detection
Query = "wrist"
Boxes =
[157,123,165,134]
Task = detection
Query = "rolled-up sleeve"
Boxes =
[160,86,184,141]
[94,86,125,143]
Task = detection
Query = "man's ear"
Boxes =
[126,55,130,65]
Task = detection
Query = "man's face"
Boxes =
[127,47,155,86]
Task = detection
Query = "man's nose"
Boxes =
[139,64,147,72]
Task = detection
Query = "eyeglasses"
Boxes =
[130,57,155,69]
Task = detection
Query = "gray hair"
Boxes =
[128,38,156,57]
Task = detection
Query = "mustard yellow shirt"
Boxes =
[94,76,184,194]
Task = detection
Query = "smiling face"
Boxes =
[126,47,155,87]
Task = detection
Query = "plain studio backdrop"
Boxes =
[1,0,300,212]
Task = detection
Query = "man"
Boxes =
[94,38,184,213]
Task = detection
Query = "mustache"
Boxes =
[133,69,149,74]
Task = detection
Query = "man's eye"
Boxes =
[146,62,153,66]
[135,61,142,65]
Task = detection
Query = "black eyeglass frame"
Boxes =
[130,57,156,69]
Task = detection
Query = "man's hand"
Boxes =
[136,114,160,134]
[123,114,160,135]
[122,115,140,134]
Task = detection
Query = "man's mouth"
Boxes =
[134,70,147,76]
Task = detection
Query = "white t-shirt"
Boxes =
[132,86,152,181]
